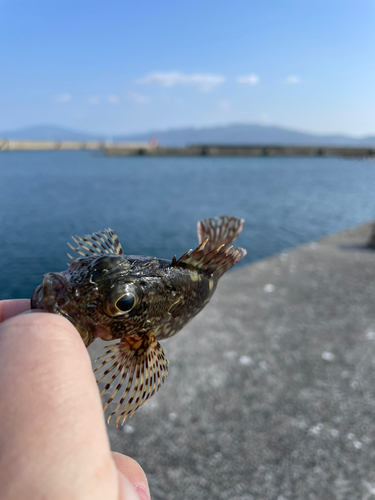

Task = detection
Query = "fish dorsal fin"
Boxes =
[67,228,123,261]
[94,332,169,426]
[174,216,247,278]
[197,215,245,253]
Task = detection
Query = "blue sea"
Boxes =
[1,151,375,300]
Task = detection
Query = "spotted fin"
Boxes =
[67,228,123,261]
[197,215,245,253]
[94,332,168,426]
[175,216,246,278]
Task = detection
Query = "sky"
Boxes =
[1,0,375,136]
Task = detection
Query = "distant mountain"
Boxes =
[0,125,104,142]
[120,124,375,147]
[2,123,375,147]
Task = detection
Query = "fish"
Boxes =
[31,216,246,426]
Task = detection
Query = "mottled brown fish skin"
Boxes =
[31,254,216,345]
[31,216,246,424]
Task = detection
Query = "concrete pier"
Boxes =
[89,222,375,500]
[0,139,105,151]
[104,144,375,158]
[1,139,375,157]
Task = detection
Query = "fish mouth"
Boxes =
[31,273,95,345]
[31,273,71,312]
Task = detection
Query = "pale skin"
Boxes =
[0,299,150,500]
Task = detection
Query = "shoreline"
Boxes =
[1,139,375,158]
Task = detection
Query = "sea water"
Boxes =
[1,151,375,299]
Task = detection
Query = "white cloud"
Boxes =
[106,95,120,104]
[218,100,231,110]
[52,93,71,103]
[127,92,151,104]
[285,75,301,84]
[236,74,259,85]
[87,96,99,105]
[136,71,225,91]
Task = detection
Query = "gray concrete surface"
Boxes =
[89,222,375,500]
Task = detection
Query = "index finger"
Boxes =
[0,299,30,323]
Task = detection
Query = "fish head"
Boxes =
[61,254,187,341]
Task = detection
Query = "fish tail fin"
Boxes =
[94,332,168,426]
[175,216,246,279]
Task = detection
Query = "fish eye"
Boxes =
[115,293,136,313]
[105,284,140,317]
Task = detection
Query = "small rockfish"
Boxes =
[31,216,246,426]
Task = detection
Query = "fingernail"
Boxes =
[134,485,151,500]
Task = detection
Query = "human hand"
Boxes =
[0,299,150,500]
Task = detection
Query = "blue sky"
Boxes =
[1,0,374,136]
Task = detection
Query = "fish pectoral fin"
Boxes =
[67,228,123,261]
[197,216,244,253]
[174,216,246,279]
[94,332,168,426]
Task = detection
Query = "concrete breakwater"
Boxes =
[0,139,105,151]
[104,144,375,158]
[1,139,375,157]
[0,140,150,151]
